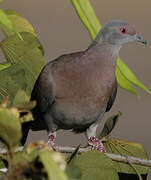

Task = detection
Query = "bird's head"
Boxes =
[94,20,147,46]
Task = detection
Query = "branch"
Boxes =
[0,146,151,167]
[58,146,151,167]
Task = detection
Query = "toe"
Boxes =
[47,140,59,151]
[88,136,107,153]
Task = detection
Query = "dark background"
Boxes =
[0,0,151,178]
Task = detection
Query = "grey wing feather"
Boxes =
[31,62,56,113]
[21,62,56,145]
[106,87,117,112]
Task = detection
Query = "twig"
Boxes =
[0,146,151,167]
[58,146,151,167]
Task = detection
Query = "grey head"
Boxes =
[93,20,147,46]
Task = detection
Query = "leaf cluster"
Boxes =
[0,111,148,180]
[0,9,45,101]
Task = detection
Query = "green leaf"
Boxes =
[0,170,5,177]
[12,89,35,110]
[0,32,45,101]
[12,90,30,107]
[0,74,22,102]
[0,107,22,147]
[67,145,80,164]
[104,138,149,175]
[72,151,119,180]
[0,62,11,71]
[117,58,151,94]
[11,90,35,123]
[71,0,150,95]
[0,9,15,35]
[98,112,121,139]
[127,162,144,180]
[0,158,5,176]
[39,150,69,180]
[116,65,139,96]
[20,111,33,123]
[66,145,85,180]
[13,149,38,167]
[0,9,22,39]
[0,158,5,169]
[71,0,101,39]
[66,164,82,180]
[4,9,36,37]
[1,32,44,64]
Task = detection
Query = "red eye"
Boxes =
[120,27,127,34]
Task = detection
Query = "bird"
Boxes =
[21,20,147,152]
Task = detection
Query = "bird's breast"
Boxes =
[52,61,116,127]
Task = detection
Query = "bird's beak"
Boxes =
[135,34,147,44]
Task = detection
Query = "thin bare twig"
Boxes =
[0,146,151,167]
[58,146,151,167]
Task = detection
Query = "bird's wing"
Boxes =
[31,51,85,113]
[21,62,56,145]
[106,85,117,112]
[21,65,55,144]
[31,63,55,113]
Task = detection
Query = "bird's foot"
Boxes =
[47,140,59,151]
[47,133,59,151]
[88,136,106,153]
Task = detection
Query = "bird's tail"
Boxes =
[21,121,32,145]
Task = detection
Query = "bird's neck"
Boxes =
[87,42,121,67]
[94,42,121,54]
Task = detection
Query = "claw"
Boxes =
[88,136,106,153]
[47,139,59,151]
[47,133,59,151]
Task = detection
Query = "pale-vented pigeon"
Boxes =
[21,20,147,152]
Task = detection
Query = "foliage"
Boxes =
[0,103,148,179]
[98,112,121,139]
[71,151,119,180]
[0,1,149,180]
[104,139,148,175]
[0,9,22,39]
[0,10,45,101]
[0,106,21,147]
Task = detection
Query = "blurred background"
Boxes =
[0,0,151,178]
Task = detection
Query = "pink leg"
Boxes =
[47,132,59,151]
[88,136,106,153]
